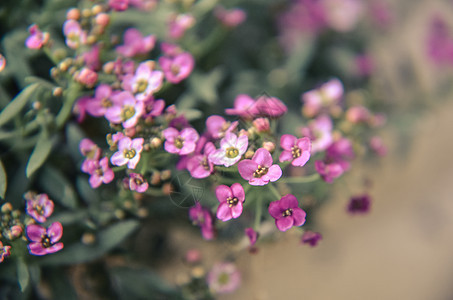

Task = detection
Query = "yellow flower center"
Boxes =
[282,208,293,217]
[123,149,136,159]
[227,197,239,208]
[136,79,148,93]
[291,145,301,158]
[253,165,269,178]
[174,136,184,149]
[121,105,136,121]
[225,147,239,159]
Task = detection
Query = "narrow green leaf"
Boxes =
[26,133,53,178]
[39,220,139,265]
[0,161,6,199]
[17,258,29,292]
[38,166,78,209]
[0,83,40,127]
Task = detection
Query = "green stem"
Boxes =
[112,165,127,172]
[253,196,262,231]
[215,165,238,173]
[280,173,320,184]
[268,184,281,200]
[55,82,81,129]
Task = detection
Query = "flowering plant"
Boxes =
[0,0,393,298]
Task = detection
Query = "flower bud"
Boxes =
[66,8,81,20]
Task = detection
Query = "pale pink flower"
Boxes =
[209,133,248,167]
[187,142,216,179]
[109,0,129,11]
[63,20,87,49]
[301,115,333,153]
[122,62,164,101]
[168,13,195,39]
[255,95,287,118]
[314,160,344,183]
[163,127,199,155]
[279,135,311,167]
[0,54,5,72]
[207,262,241,294]
[85,84,115,117]
[116,28,156,57]
[25,24,49,49]
[225,94,258,119]
[205,115,238,139]
[26,193,54,223]
[110,137,144,169]
[301,78,343,117]
[238,148,282,186]
[85,157,115,188]
[346,105,371,124]
[214,6,247,27]
[105,91,145,128]
[189,202,215,240]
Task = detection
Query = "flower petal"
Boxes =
[267,164,282,182]
[276,217,294,232]
[268,200,283,219]
[291,208,306,227]
[231,202,243,219]
[252,148,273,167]
[279,194,299,209]
[230,183,245,202]
[48,222,63,244]
[280,134,297,150]
[238,160,258,180]
[279,150,293,163]
[26,224,46,242]
[216,202,232,221]
[215,185,232,203]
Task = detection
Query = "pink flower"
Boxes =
[301,78,343,117]
[189,202,215,240]
[109,0,129,11]
[75,67,98,88]
[159,52,194,84]
[122,62,164,101]
[301,115,333,153]
[143,98,165,118]
[279,135,311,167]
[116,28,156,57]
[79,138,101,160]
[245,227,258,247]
[82,44,101,70]
[128,173,148,193]
[268,194,306,232]
[314,160,344,183]
[301,230,322,247]
[347,194,371,214]
[207,262,241,294]
[25,24,49,49]
[104,91,145,128]
[85,84,115,117]
[26,193,54,223]
[26,222,64,256]
[215,183,245,221]
[0,54,5,72]
[325,137,355,171]
[324,0,363,32]
[85,157,115,188]
[255,95,287,118]
[168,13,195,39]
[214,6,247,27]
[209,133,248,167]
[111,137,144,169]
[187,142,216,179]
[346,105,371,123]
[205,115,238,139]
[63,20,87,49]
[0,241,11,263]
[238,148,282,186]
[369,136,387,156]
[225,94,258,119]
[163,127,199,155]
[252,118,270,133]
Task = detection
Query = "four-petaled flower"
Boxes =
[207,262,241,294]
[215,183,245,221]
[163,127,199,155]
[238,148,282,186]
[128,173,149,193]
[209,133,248,167]
[26,222,64,256]
[268,194,306,232]
[26,193,54,223]
[301,230,322,247]
[122,62,164,101]
[84,157,115,188]
[111,137,144,169]
[279,134,311,167]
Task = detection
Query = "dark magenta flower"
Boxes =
[215,183,245,222]
[314,160,344,183]
[225,94,259,119]
[26,222,64,256]
[26,193,54,223]
[238,148,282,186]
[347,194,371,214]
[301,230,322,247]
[187,142,216,179]
[189,202,214,240]
[207,262,241,294]
[84,157,115,188]
[268,194,306,232]
[255,95,287,118]
[245,227,258,247]
[0,241,11,263]
[279,134,311,167]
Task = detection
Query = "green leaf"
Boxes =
[188,68,224,105]
[0,161,6,199]
[26,132,53,178]
[17,258,29,292]
[0,83,40,128]
[38,166,78,209]
[39,220,139,265]
[110,266,184,300]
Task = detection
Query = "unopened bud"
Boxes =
[151,172,161,185]
[137,207,148,218]
[114,209,125,219]
[95,13,110,27]
[262,141,275,153]
[66,8,81,20]
[150,137,162,148]
[103,61,115,74]
[52,87,63,97]
[161,170,171,181]
[162,183,173,195]
[82,8,92,18]
[81,232,96,245]
[92,5,103,15]
[244,149,255,159]
[1,203,12,214]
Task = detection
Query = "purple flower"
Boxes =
[104,91,145,128]
[245,227,258,247]
[209,133,248,167]
[0,241,11,263]
[111,137,144,169]
[225,94,259,119]
[163,127,199,155]
[238,148,282,186]
[159,52,194,84]
[301,230,322,247]
[116,28,156,57]
[279,135,311,167]
[143,98,165,118]
[268,194,306,232]
[122,62,164,101]
[25,24,49,49]
[215,183,245,221]
[301,78,343,117]
[347,194,371,214]
[26,193,54,223]
[85,157,115,188]
[207,262,241,294]
[128,173,148,193]
[205,115,238,139]
[26,222,64,256]
[314,160,344,183]
[325,137,355,172]
[187,142,216,179]
[255,95,287,118]
[189,202,215,240]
